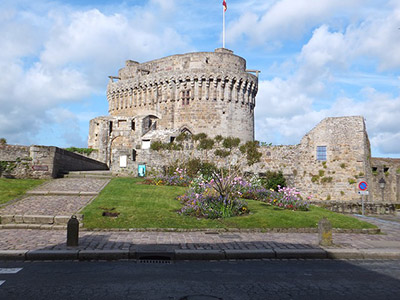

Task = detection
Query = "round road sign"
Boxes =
[358,181,368,191]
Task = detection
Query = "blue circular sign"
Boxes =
[358,181,368,191]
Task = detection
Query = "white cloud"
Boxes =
[0,0,190,146]
[254,6,400,156]
[227,0,363,45]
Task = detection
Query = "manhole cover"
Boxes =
[180,295,222,300]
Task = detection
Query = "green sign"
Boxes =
[138,164,146,177]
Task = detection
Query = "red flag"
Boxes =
[223,0,227,12]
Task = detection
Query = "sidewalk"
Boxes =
[0,176,400,261]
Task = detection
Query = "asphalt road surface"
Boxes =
[0,259,400,300]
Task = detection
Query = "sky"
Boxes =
[0,0,399,158]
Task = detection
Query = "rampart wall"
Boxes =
[99,116,399,206]
[0,145,108,179]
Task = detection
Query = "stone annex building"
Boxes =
[1,48,399,214]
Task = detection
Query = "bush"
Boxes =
[222,137,240,150]
[214,149,230,158]
[65,147,96,155]
[260,171,286,191]
[239,141,262,165]
[197,138,214,150]
[175,132,190,142]
[150,141,164,151]
[193,133,207,141]
[214,135,223,143]
[0,138,6,145]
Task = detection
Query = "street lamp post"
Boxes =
[379,177,386,202]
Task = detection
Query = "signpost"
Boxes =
[358,181,368,215]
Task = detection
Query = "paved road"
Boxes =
[0,260,399,299]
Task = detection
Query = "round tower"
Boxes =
[106,48,258,141]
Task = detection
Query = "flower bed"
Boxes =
[146,168,310,219]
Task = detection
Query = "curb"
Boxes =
[0,224,381,234]
[0,248,399,261]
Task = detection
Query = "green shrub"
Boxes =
[222,137,240,150]
[150,141,164,151]
[311,175,319,183]
[239,141,262,166]
[175,132,189,142]
[193,133,207,141]
[197,138,214,150]
[214,135,223,143]
[65,147,96,155]
[260,171,286,191]
[214,149,230,158]
[318,170,325,177]
[340,163,346,169]
[0,138,6,145]
[321,177,333,183]
[348,178,356,184]
[397,168,400,174]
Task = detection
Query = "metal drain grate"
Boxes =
[137,255,173,264]
[137,259,172,264]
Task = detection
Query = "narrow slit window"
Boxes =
[316,146,327,161]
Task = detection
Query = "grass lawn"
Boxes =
[81,178,377,230]
[0,178,46,205]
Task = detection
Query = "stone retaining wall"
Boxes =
[0,145,108,179]
[311,201,397,215]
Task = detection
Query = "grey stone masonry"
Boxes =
[87,48,259,168]
[0,145,108,179]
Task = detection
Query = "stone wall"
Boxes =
[0,145,108,179]
[370,158,400,203]
[106,116,384,205]
[53,147,108,177]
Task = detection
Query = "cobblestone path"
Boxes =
[0,178,109,217]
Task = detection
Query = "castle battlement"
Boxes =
[103,48,258,141]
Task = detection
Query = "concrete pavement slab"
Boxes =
[78,250,129,261]
[275,248,327,259]
[175,250,226,260]
[325,248,364,259]
[360,248,400,259]
[26,250,78,260]
[224,249,275,259]
[0,250,27,260]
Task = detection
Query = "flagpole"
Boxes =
[223,4,226,48]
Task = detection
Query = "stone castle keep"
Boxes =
[88,48,258,167]
[1,48,399,213]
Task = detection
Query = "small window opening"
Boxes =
[109,121,113,135]
[383,167,389,173]
[170,136,175,143]
[182,90,190,105]
[316,146,327,161]
[132,149,137,162]
[131,121,136,131]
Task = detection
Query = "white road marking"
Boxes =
[0,268,23,274]
[0,280,5,286]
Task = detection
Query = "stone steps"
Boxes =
[0,214,83,229]
[64,170,113,179]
